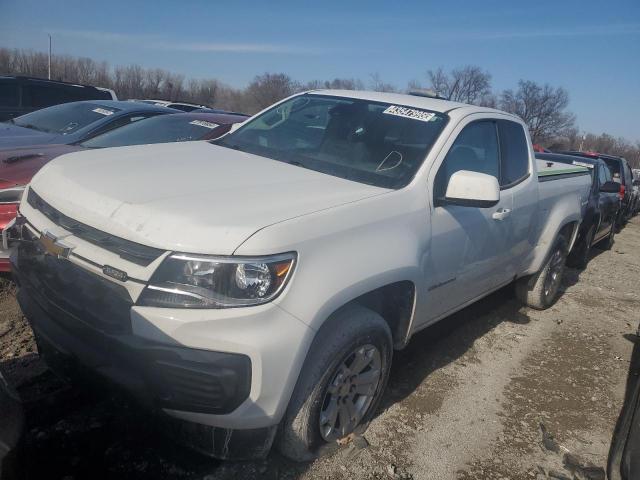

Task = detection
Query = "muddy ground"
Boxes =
[1,217,639,480]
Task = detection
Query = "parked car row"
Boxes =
[2,88,599,461]
[536,152,621,269]
[560,151,639,226]
[0,97,248,271]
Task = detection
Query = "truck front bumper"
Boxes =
[11,233,314,459]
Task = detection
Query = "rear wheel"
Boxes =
[516,236,568,310]
[277,305,392,462]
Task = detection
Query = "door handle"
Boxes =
[492,208,512,221]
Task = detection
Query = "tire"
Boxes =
[594,221,615,251]
[516,235,568,310]
[277,304,392,462]
[566,225,594,269]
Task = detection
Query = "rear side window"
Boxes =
[498,120,529,186]
[434,120,499,200]
[0,82,19,107]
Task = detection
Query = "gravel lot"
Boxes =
[1,217,638,480]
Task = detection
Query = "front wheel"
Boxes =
[516,236,568,310]
[277,305,392,462]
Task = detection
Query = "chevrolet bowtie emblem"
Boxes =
[39,230,73,259]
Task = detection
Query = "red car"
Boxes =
[0,111,247,271]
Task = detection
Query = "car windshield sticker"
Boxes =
[189,120,218,129]
[92,108,115,116]
[383,105,436,122]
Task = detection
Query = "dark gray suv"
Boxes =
[0,76,116,122]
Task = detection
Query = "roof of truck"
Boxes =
[307,89,516,119]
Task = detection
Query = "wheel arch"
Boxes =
[308,277,417,351]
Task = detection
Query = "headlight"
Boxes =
[137,252,296,308]
[0,186,25,204]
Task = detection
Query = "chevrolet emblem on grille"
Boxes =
[39,230,73,259]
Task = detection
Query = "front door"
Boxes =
[425,119,514,322]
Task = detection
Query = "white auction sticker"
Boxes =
[189,120,218,129]
[383,105,436,122]
[92,108,114,116]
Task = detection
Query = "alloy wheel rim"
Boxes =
[319,344,382,442]
[544,249,564,299]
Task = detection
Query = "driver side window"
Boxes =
[433,120,499,201]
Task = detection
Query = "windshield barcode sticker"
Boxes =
[383,105,436,122]
[189,120,218,129]
[92,108,114,116]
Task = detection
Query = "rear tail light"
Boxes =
[619,185,625,200]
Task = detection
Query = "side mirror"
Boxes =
[443,170,500,208]
[600,181,621,194]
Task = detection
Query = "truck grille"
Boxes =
[16,228,133,334]
[27,188,163,266]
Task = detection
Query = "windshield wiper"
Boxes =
[3,152,45,164]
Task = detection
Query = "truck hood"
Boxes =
[0,144,83,187]
[29,141,389,255]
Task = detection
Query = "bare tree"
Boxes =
[246,73,300,112]
[500,80,575,143]
[1,46,637,165]
[369,73,397,93]
[305,78,364,91]
[427,65,491,104]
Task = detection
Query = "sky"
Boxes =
[1,0,639,141]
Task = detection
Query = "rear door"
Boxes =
[496,119,537,273]
[426,117,514,321]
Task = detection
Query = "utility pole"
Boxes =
[48,34,52,80]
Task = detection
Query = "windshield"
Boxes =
[80,114,219,148]
[13,102,121,135]
[215,94,448,189]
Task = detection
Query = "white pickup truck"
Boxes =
[9,90,591,460]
